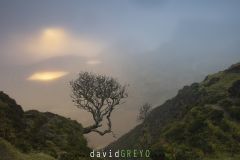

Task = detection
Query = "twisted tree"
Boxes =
[70,72,128,136]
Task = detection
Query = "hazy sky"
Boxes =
[0,0,240,148]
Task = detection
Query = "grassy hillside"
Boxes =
[0,138,55,160]
[107,63,240,160]
[0,91,91,160]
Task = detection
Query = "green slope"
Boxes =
[0,91,91,160]
[107,63,240,160]
[0,138,55,160]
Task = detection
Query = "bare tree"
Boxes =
[137,103,152,122]
[70,72,128,136]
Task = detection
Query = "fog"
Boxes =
[0,0,240,148]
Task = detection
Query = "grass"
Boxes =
[202,72,240,94]
[0,138,55,160]
[204,154,240,160]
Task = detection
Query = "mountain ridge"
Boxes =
[106,62,240,160]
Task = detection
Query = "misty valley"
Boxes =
[1,63,240,160]
[1,1,240,160]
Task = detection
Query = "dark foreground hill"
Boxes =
[107,63,240,160]
[0,91,91,160]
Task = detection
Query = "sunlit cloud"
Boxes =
[17,28,104,60]
[86,60,102,65]
[28,71,68,81]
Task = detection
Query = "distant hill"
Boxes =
[0,91,91,160]
[106,63,240,160]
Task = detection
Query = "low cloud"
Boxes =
[3,27,105,64]
[28,71,68,81]
[86,60,102,65]
[25,28,104,59]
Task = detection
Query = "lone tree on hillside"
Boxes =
[70,72,128,136]
[137,103,153,148]
[137,103,152,122]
